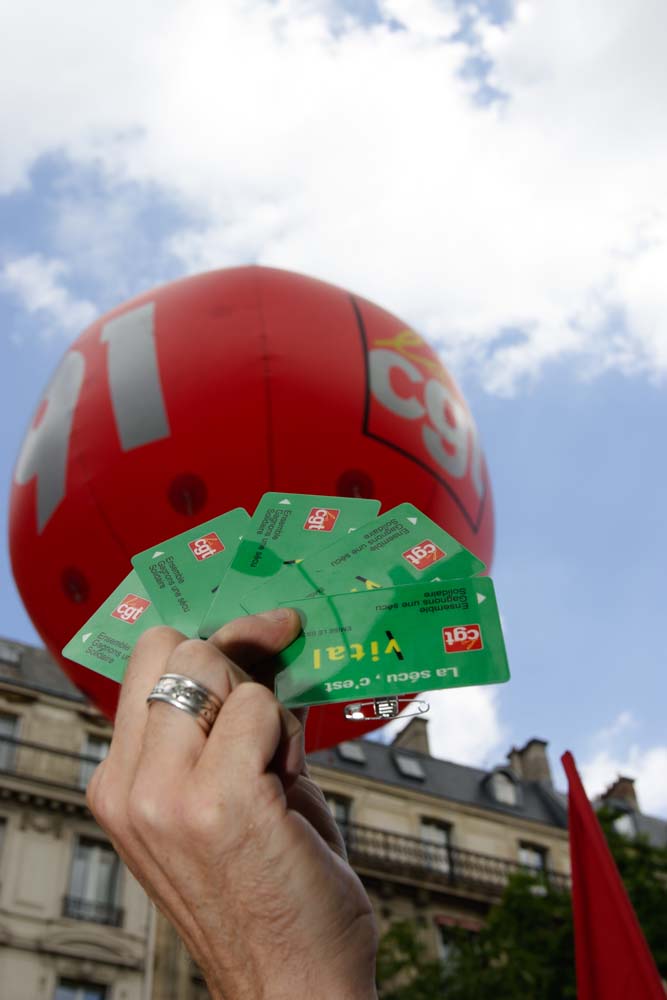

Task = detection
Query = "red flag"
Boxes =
[561,751,665,999]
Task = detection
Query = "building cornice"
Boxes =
[0,779,91,821]
[0,678,105,719]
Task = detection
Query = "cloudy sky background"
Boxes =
[2,0,666,813]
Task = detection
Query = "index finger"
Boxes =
[104,626,188,789]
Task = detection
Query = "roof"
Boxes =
[634,812,667,849]
[309,738,667,845]
[307,738,570,829]
[594,794,667,849]
[0,637,86,703]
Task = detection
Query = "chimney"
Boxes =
[508,747,524,777]
[392,717,430,756]
[601,776,638,811]
[507,738,552,786]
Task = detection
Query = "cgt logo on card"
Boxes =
[402,539,446,570]
[443,623,483,653]
[111,594,152,624]
[188,532,225,561]
[304,507,340,532]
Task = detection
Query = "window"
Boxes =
[0,641,21,667]
[420,819,451,874]
[55,980,107,1000]
[393,752,425,781]
[325,794,351,833]
[79,734,110,788]
[437,917,480,964]
[489,771,518,806]
[0,712,19,772]
[438,926,455,966]
[518,842,548,873]
[337,741,366,764]
[613,812,636,838]
[65,837,122,926]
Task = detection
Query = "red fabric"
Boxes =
[561,751,665,999]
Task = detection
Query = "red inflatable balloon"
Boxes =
[9,266,494,751]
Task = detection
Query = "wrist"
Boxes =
[266,970,378,1000]
[208,968,378,1000]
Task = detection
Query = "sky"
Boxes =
[1,0,666,815]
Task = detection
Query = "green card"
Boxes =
[241,502,485,614]
[273,577,509,708]
[62,570,164,683]
[198,492,381,637]
[131,508,250,636]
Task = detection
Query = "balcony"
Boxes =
[0,736,570,901]
[0,734,102,795]
[342,822,570,898]
[62,895,124,927]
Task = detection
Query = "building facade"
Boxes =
[0,638,152,1000]
[308,722,572,960]
[1,637,664,999]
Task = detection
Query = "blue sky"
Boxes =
[2,0,667,814]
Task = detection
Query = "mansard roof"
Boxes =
[0,636,86,703]
[308,737,570,829]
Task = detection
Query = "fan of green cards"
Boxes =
[63,493,510,715]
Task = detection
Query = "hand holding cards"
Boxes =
[63,492,510,713]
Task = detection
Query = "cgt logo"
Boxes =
[443,624,483,653]
[111,593,151,624]
[304,507,340,532]
[189,532,225,561]
[355,308,487,532]
[402,539,446,570]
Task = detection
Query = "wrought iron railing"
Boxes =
[0,734,104,792]
[1,736,570,898]
[62,894,124,927]
[341,822,570,896]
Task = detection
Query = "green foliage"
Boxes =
[598,808,667,975]
[439,874,576,1000]
[376,919,446,1000]
[376,819,667,999]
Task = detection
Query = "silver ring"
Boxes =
[146,673,223,735]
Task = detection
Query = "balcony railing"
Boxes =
[341,822,570,897]
[0,734,104,793]
[1,736,570,899]
[62,894,124,927]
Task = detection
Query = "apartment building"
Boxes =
[1,636,663,999]
[0,637,151,1000]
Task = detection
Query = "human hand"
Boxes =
[86,609,378,1000]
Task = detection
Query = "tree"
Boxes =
[376,919,447,1000]
[597,808,667,974]
[376,813,667,999]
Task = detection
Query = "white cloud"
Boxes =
[1,0,667,391]
[1,254,97,337]
[377,686,507,767]
[580,711,667,817]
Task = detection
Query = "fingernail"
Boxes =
[258,607,292,622]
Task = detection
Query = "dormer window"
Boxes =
[613,812,636,838]
[337,741,367,765]
[393,752,426,781]
[489,770,518,806]
[0,641,20,667]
